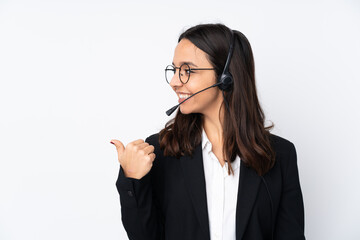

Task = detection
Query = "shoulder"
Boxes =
[145,133,161,151]
[145,133,160,146]
[268,133,299,175]
[269,133,296,154]
[146,132,297,155]
[145,133,164,160]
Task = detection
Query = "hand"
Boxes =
[110,139,156,179]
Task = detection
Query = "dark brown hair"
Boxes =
[159,23,275,176]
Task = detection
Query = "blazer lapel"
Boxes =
[180,144,210,240]
[236,161,261,240]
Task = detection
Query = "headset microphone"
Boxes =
[166,82,221,116]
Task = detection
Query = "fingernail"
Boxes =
[110,141,114,145]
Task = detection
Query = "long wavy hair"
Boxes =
[159,23,275,176]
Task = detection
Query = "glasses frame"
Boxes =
[165,63,216,84]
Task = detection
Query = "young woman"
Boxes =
[111,23,305,240]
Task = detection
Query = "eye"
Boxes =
[185,69,195,74]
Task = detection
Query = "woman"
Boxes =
[111,23,305,240]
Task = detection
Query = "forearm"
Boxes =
[116,166,164,240]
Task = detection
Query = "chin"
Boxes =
[179,106,203,115]
[179,108,192,115]
[179,106,194,115]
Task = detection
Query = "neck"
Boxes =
[202,101,225,146]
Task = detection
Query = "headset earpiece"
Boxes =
[217,30,235,92]
[218,72,233,91]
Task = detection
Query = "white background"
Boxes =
[0,0,359,239]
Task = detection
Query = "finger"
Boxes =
[136,142,149,150]
[143,145,155,155]
[149,152,156,162]
[131,139,145,145]
[110,139,125,155]
[126,139,145,148]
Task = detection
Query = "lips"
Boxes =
[176,92,192,104]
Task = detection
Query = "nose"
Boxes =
[169,70,183,88]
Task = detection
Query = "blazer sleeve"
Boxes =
[274,143,306,240]
[115,135,164,240]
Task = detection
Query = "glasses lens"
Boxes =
[179,63,190,84]
[165,65,175,84]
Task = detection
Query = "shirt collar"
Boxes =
[201,128,212,152]
[201,128,241,171]
[231,155,241,171]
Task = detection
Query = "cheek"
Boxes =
[199,87,220,101]
[189,86,221,106]
[188,76,216,93]
[179,86,221,114]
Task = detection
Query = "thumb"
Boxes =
[110,139,125,156]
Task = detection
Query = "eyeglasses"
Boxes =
[165,63,216,84]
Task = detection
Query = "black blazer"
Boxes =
[116,133,305,240]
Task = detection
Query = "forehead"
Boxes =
[172,39,210,67]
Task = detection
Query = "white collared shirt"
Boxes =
[202,128,240,240]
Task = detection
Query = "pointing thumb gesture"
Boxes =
[110,139,125,162]
[110,138,156,179]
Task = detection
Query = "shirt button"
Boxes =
[127,190,133,197]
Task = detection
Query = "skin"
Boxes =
[111,39,226,180]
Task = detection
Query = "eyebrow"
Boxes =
[172,61,198,67]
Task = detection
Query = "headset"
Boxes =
[217,29,235,92]
[166,29,235,116]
